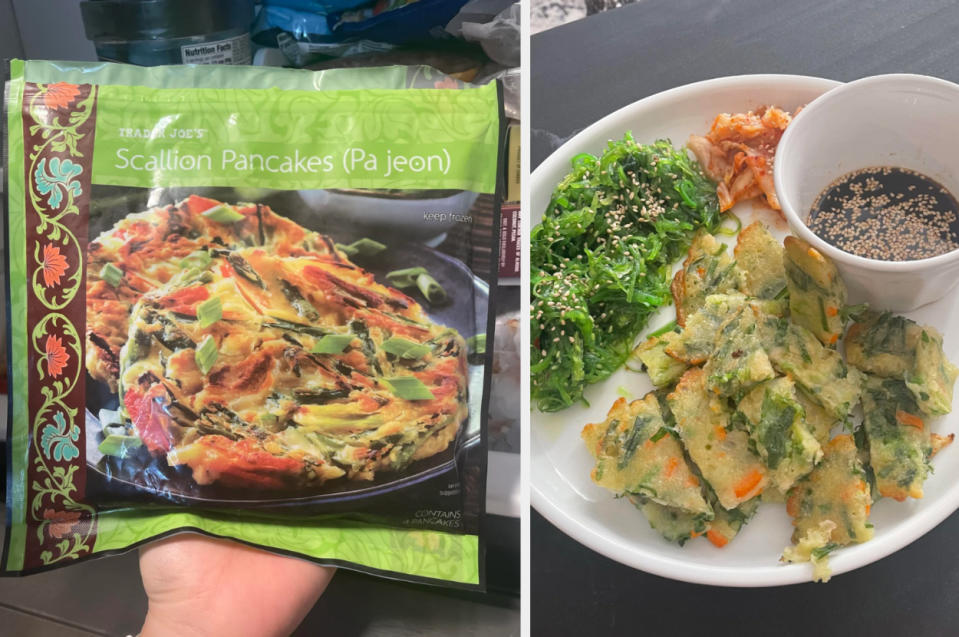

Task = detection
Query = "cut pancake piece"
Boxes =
[845,311,921,378]
[631,330,688,387]
[734,221,787,300]
[665,293,747,365]
[703,304,775,398]
[906,326,959,416]
[765,318,861,420]
[736,377,821,492]
[582,393,712,516]
[671,231,744,326]
[860,374,953,501]
[783,236,846,347]
[783,435,874,581]
[668,368,767,510]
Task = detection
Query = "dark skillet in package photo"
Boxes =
[2,59,505,590]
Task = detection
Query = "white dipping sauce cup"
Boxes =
[775,74,959,311]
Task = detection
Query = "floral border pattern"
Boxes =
[21,82,97,569]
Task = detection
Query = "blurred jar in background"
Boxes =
[80,0,254,66]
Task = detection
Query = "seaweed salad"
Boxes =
[531,135,722,412]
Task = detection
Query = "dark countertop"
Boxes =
[533,508,959,636]
[531,0,959,166]
[531,1,959,634]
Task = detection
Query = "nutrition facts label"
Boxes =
[180,34,251,65]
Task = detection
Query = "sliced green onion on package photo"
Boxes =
[2,59,505,589]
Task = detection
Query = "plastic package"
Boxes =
[2,59,504,589]
[445,0,516,37]
[459,3,520,67]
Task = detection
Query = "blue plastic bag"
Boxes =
[330,0,471,44]
[261,0,370,15]
[253,5,333,43]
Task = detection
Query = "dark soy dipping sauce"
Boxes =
[806,166,959,261]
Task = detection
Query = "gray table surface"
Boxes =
[532,0,959,166]
[531,0,959,634]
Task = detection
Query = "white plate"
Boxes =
[530,74,959,586]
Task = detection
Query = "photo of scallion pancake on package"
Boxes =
[86,195,468,493]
